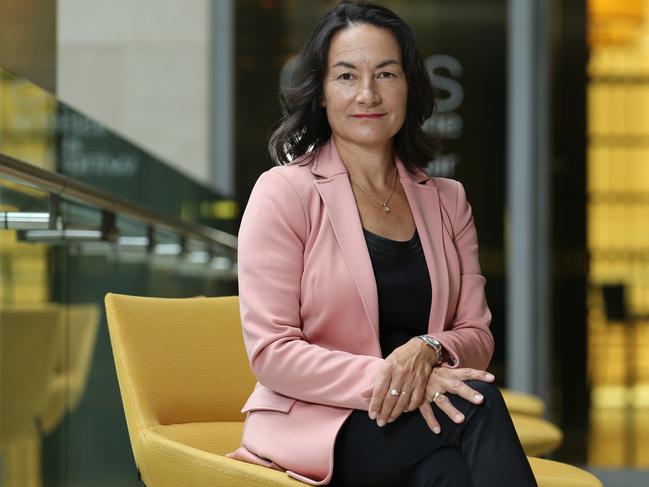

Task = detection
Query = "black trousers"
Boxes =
[329,381,538,487]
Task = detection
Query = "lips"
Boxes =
[351,113,386,119]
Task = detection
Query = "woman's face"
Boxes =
[322,23,408,149]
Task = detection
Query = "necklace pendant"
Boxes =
[384,205,391,213]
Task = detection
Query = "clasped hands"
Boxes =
[360,337,495,434]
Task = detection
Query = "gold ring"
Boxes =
[400,391,410,396]
[432,391,445,404]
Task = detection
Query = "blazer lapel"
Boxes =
[399,168,451,335]
[312,142,380,343]
[310,139,450,345]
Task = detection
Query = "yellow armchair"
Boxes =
[502,389,546,416]
[512,413,563,456]
[105,293,304,486]
[104,293,601,487]
[500,380,561,456]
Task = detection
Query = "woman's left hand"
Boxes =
[361,338,438,427]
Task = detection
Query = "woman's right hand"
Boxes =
[416,367,496,434]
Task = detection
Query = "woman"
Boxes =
[226,1,537,486]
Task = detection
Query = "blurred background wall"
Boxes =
[0,0,57,92]
[57,0,213,186]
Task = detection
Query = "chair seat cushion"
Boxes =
[154,415,563,459]
[148,422,598,487]
[143,424,307,486]
[151,421,244,457]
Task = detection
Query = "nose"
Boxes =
[356,76,380,107]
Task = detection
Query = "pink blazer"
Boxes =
[225,138,493,485]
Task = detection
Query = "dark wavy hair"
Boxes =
[268,0,442,172]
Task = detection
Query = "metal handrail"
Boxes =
[0,151,237,250]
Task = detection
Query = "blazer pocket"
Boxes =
[241,384,297,414]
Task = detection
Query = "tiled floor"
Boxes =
[587,468,649,487]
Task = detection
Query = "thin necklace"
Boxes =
[348,164,398,214]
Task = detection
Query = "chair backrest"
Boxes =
[0,304,62,444]
[104,293,256,442]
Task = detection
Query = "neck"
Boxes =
[333,135,396,191]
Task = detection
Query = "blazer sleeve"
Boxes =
[428,180,494,370]
[237,168,384,410]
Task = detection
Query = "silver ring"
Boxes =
[432,391,445,404]
[389,388,400,396]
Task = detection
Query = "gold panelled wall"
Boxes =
[587,0,649,468]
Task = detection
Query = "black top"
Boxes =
[362,226,432,358]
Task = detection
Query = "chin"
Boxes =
[343,131,394,147]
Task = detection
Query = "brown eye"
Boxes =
[337,72,354,81]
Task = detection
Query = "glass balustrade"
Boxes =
[0,64,237,487]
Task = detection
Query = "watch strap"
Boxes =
[417,334,442,365]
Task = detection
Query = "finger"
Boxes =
[418,401,441,434]
[439,378,485,405]
[368,363,393,420]
[388,386,413,422]
[377,381,404,426]
[432,393,465,424]
[399,375,428,417]
[375,362,406,426]
[406,379,427,412]
[435,367,495,383]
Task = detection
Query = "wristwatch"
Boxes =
[417,334,443,366]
